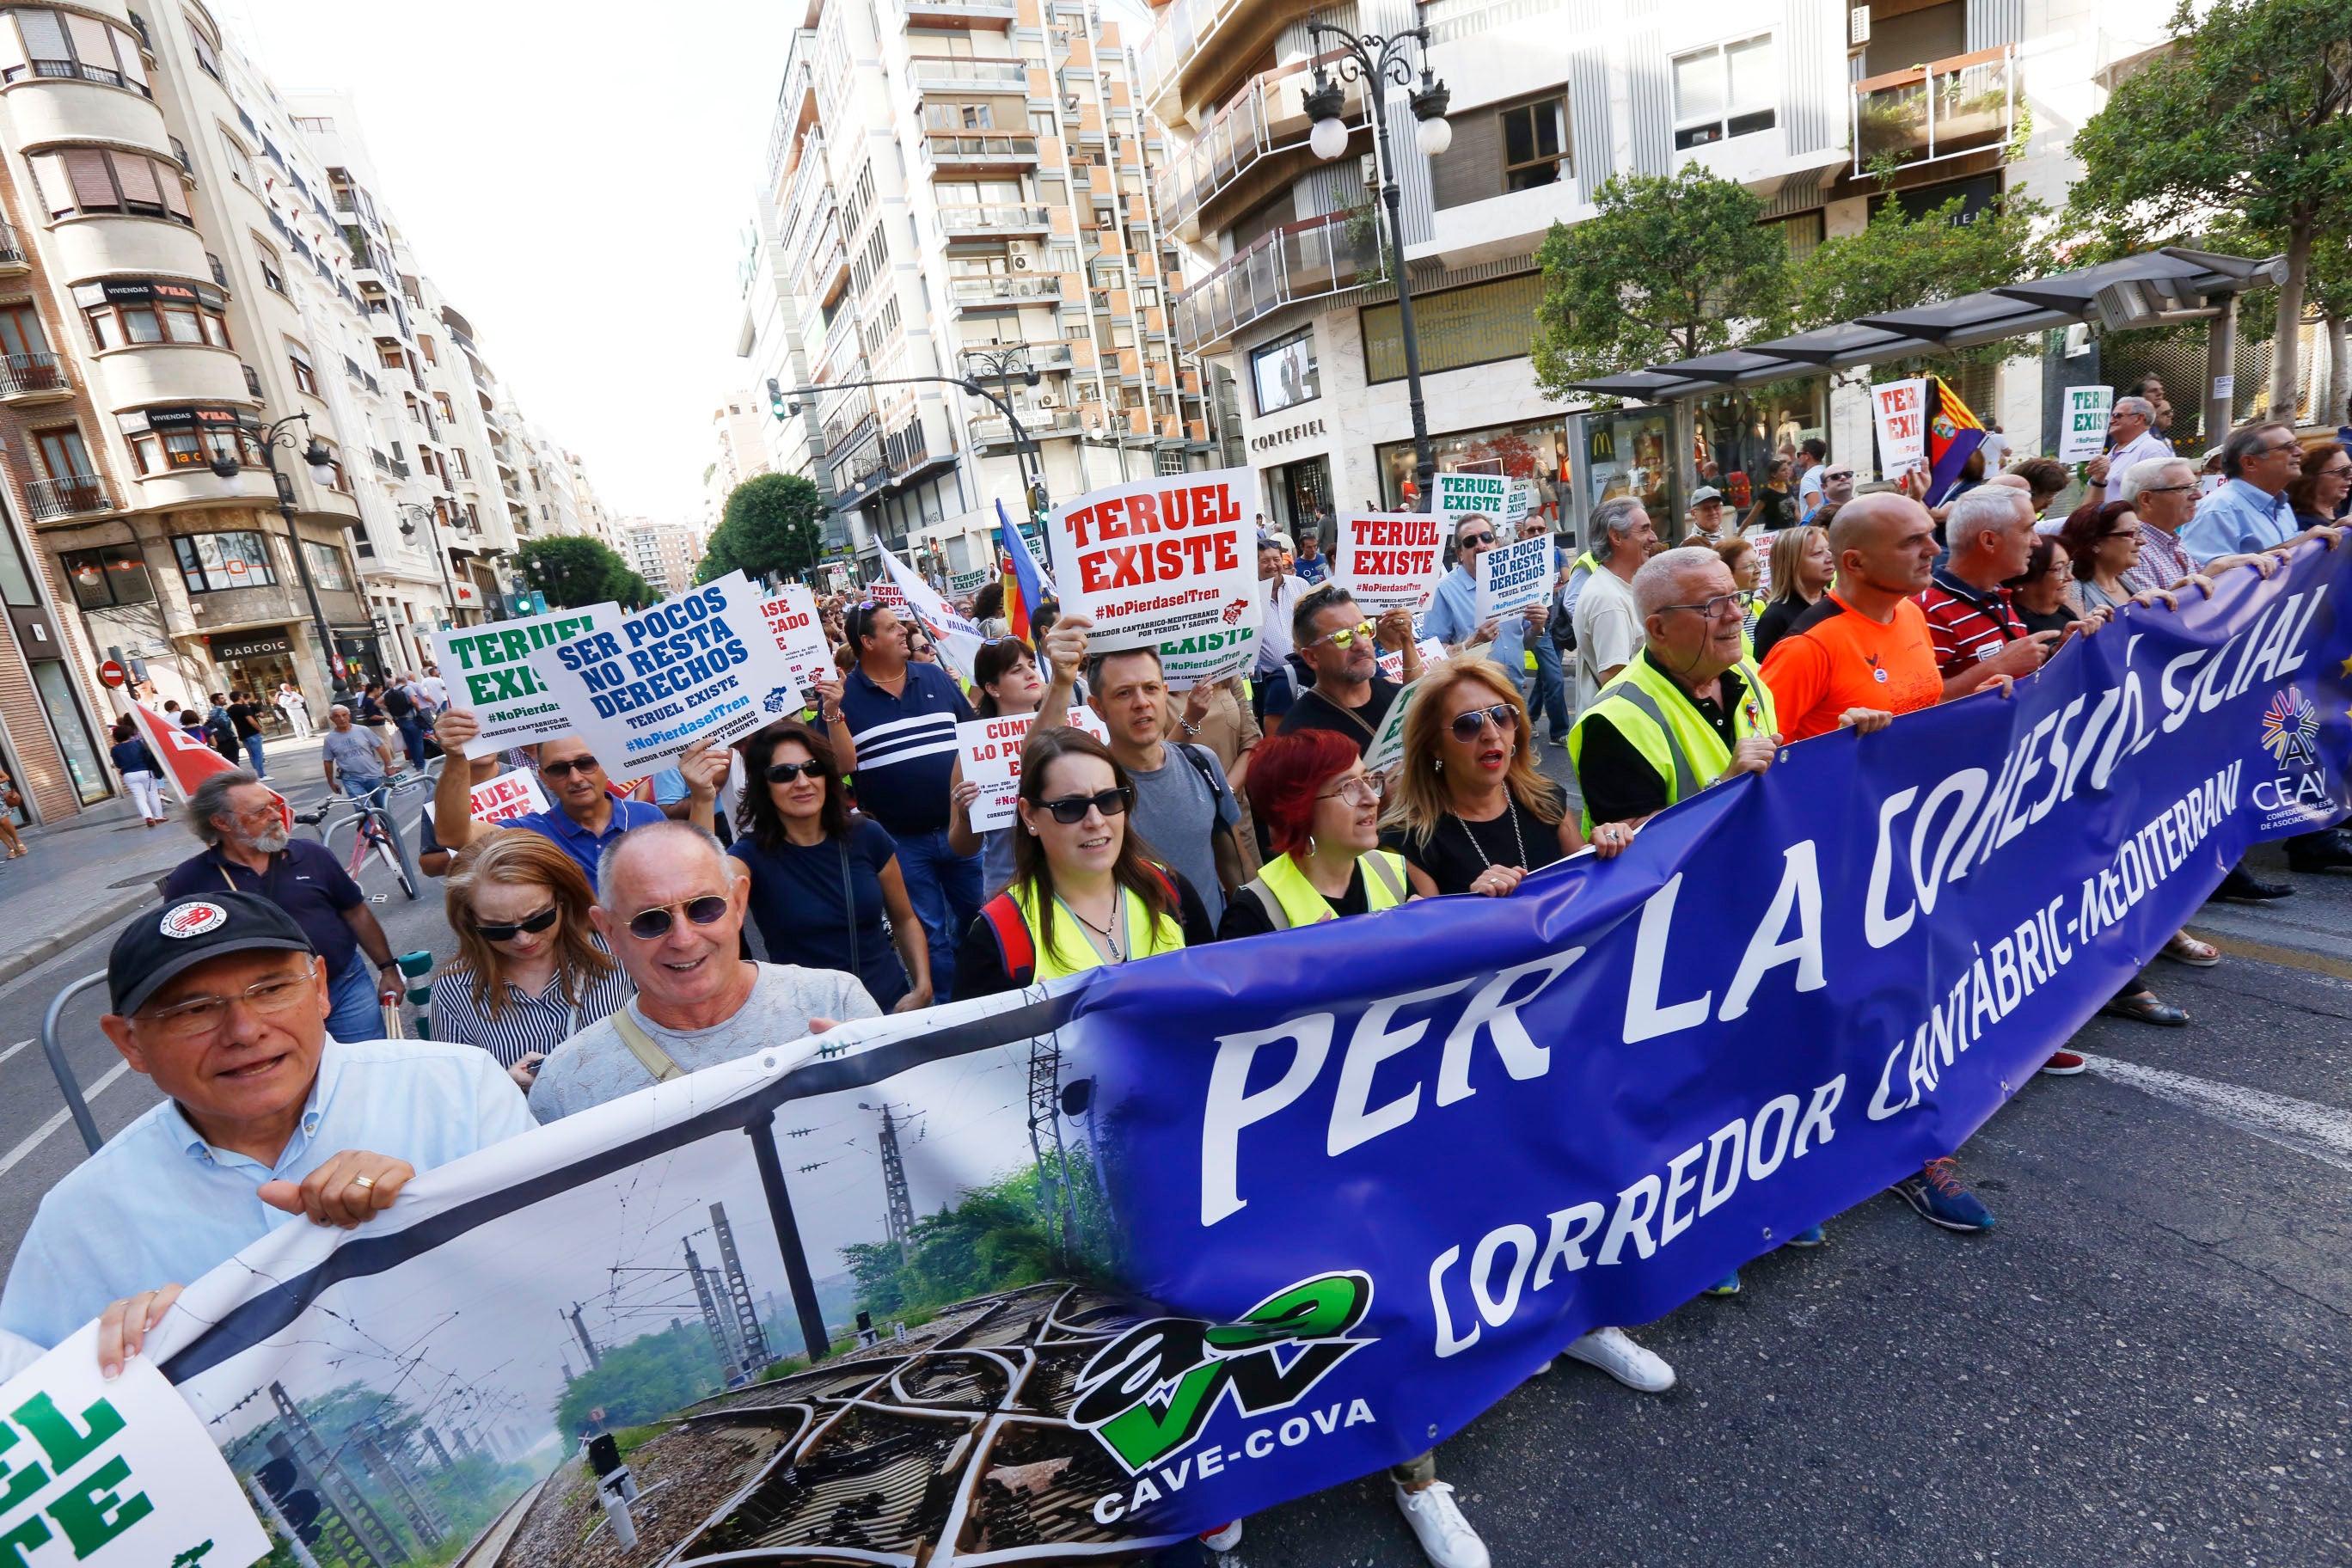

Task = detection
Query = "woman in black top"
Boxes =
[1754,523,1833,662]
[1742,456,1802,532]
[2005,537,2082,638]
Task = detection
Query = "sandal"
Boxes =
[2101,989,2188,1026]
[2162,932,2220,967]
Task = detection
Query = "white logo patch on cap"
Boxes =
[160,901,228,939]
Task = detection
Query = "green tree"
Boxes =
[1787,187,2055,377]
[699,473,826,585]
[555,1322,728,1436]
[511,535,635,609]
[2067,0,2352,416]
[1531,166,1786,398]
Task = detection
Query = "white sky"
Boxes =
[220,0,796,523]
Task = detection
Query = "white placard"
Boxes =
[958,706,1111,831]
[1364,678,1419,775]
[757,584,835,695]
[0,1324,273,1568]
[2059,384,2113,464]
[948,567,992,598]
[1375,636,1447,684]
[1504,478,1536,526]
[428,603,622,758]
[1435,471,1509,526]
[529,571,794,777]
[2212,375,2235,400]
[1334,510,1446,616]
[469,766,549,824]
[1044,468,1259,656]
[1473,534,1553,622]
[1872,378,1928,477]
[878,548,986,685]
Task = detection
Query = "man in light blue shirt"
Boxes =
[0,891,531,1362]
[1421,512,1550,674]
[2181,421,2303,562]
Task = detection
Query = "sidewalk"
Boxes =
[0,732,334,989]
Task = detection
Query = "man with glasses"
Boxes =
[0,891,531,1356]
[1279,585,1424,753]
[164,770,405,1042]
[527,821,879,1123]
[2094,396,2173,502]
[2116,456,2212,597]
[2184,421,2305,560]
[428,711,723,894]
[1914,487,2063,695]
[1423,511,1552,683]
[1803,464,1856,525]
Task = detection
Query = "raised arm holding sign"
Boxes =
[427,603,620,757]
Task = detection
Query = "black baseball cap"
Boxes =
[108,891,315,1017]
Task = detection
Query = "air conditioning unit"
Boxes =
[1011,254,1032,269]
[1037,394,1059,408]
[1063,95,1081,114]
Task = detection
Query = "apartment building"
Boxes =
[704,393,772,532]
[1146,0,2165,545]
[624,520,701,598]
[739,0,1221,581]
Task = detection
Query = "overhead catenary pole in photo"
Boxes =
[709,1202,775,1375]
[866,1100,916,1254]
[567,1302,602,1369]
[684,1234,747,1386]
[746,1108,834,1364]
[267,1383,402,1568]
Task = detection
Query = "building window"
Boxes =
[76,283,231,351]
[254,241,285,295]
[60,546,155,608]
[187,18,219,78]
[302,540,352,591]
[1250,328,1319,416]
[27,145,191,224]
[1673,34,1775,149]
[287,341,318,395]
[34,426,92,480]
[0,9,150,95]
[217,127,254,187]
[1501,96,1567,189]
[172,530,275,592]
[1360,272,1548,383]
[452,449,470,479]
[121,408,259,474]
[0,303,51,364]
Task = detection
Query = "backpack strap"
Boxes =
[981,891,1034,987]
[610,1008,686,1083]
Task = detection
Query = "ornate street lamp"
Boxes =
[220,413,345,693]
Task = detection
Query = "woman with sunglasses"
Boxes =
[957,727,1213,997]
[1382,659,1620,898]
[2288,435,2351,528]
[433,830,632,1089]
[731,721,932,1013]
[948,627,1087,895]
[1220,730,1411,938]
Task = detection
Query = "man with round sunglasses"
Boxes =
[0,891,532,1359]
[526,821,881,1124]
[1278,585,1423,754]
[1420,512,1551,679]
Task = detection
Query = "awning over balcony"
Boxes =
[1564,247,2287,401]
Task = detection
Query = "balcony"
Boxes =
[1136,0,1294,119]
[898,0,1017,25]
[1852,46,2019,176]
[971,406,1082,446]
[957,340,1075,377]
[23,474,112,522]
[804,224,848,305]
[919,133,1040,171]
[904,56,1029,96]
[0,352,70,402]
[0,220,24,273]
[946,273,1063,310]
[939,203,1054,241]
[1155,63,1366,241]
[1171,210,1382,357]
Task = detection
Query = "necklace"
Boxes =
[1449,798,1527,870]
[1055,893,1126,964]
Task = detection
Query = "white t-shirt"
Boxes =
[1573,567,1643,714]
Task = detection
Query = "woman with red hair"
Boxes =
[1221,728,1412,937]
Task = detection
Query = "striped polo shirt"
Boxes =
[430,942,634,1069]
[1914,567,2026,678]
[838,659,975,837]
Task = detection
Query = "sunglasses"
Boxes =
[475,905,560,943]
[1313,620,1379,650]
[1455,531,1495,548]
[1036,786,1135,824]
[1449,703,1517,742]
[1823,470,1853,482]
[625,894,732,940]
[765,759,825,783]
[541,756,600,777]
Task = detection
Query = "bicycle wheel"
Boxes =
[374,831,418,900]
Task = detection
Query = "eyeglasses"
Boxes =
[1448,703,1517,742]
[2140,483,2198,495]
[140,964,315,1039]
[541,755,601,777]
[765,759,825,783]
[1822,470,1853,482]
[1311,620,1378,650]
[1455,531,1495,548]
[624,894,732,940]
[475,905,560,943]
[1036,786,1134,824]
[1318,777,1379,808]
[1658,592,1746,620]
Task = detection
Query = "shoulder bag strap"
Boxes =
[837,838,861,977]
[610,1007,686,1082]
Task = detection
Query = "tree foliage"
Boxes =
[2067,0,2352,412]
[844,1153,1111,1321]
[700,473,826,585]
[1788,188,2055,377]
[554,1321,729,1437]
[1531,166,1786,398]
[512,535,640,609]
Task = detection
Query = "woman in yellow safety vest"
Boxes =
[956,726,1213,995]
[1220,729,1412,938]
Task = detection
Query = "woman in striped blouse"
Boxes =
[432,830,633,1087]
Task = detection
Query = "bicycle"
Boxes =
[294,790,420,900]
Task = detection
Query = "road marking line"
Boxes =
[0,1060,131,1177]
[0,1038,31,1068]
[2081,1053,2352,1175]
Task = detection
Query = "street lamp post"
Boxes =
[398,500,466,633]
[1303,24,1451,512]
[220,413,344,695]
[963,346,1044,506]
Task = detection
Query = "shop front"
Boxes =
[206,628,301,728]
[1375,414,1575,531]
[335,628,388,689]
[1577,406,1680,544]
[1690,382,1828,522]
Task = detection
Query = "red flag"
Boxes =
[126,701,236,805]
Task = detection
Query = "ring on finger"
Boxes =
[351,1174,377,1191]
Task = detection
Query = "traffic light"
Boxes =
[1029,479,1050,520]
[255,1455,322,1545]
[767,378,788,420]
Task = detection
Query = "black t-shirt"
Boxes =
[1753,595,1811,663]
[1747,487,1800,531]
[1277,680,1401,756]
[1217,861,1369,940]
[1383,783,1568,896]
[228,701,263,738]
[2016,603,2079,637]
[956,869,1216,998]
[1574,654,1755,827]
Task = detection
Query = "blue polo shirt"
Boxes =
[839,661,974,837]
[505,797,667,891]
[162,841,364,977]
[0,1037,533,1348]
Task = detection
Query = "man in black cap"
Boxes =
[0,892,532,1368]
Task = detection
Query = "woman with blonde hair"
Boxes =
[1381,658,1623,898]
[433,830,633,1088]
[1754,523,1833,662]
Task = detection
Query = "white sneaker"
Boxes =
[1558,1326,1675,1393]
[1198,1521,1243,1552]
[1393,1480,1490,1568]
